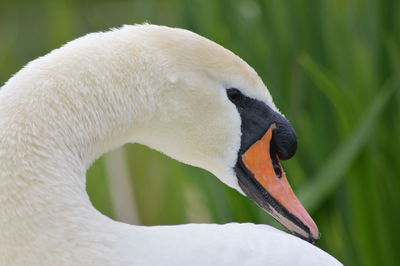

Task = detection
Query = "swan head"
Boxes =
[65,25,319,243]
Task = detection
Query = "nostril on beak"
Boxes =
[271,122,297,160]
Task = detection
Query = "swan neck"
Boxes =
[0,91,100,247]
[0,46,157,258]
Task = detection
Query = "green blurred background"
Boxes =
[1,0,399,265]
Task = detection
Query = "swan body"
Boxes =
[0,24,342,265]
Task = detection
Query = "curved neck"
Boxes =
[0,41,160,259]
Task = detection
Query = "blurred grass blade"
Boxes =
[298,84,394,213]
[299,54,351,130]
[87,157,115,219]
[105,147,140,224]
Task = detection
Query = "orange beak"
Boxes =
[240,124,319,242]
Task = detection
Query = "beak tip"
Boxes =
[309,221,320,241]
[310,236,318,245]
[310,228,322,244]
[293,230,319,245]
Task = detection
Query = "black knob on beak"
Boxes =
[270,118,297,161]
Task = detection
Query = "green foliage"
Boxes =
[1,0,399,265]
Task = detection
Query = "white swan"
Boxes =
[0,24,342,266]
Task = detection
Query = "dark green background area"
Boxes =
[1,1,399,265]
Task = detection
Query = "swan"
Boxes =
[0,24,342,266]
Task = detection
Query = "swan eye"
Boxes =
[226,88,242,103]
